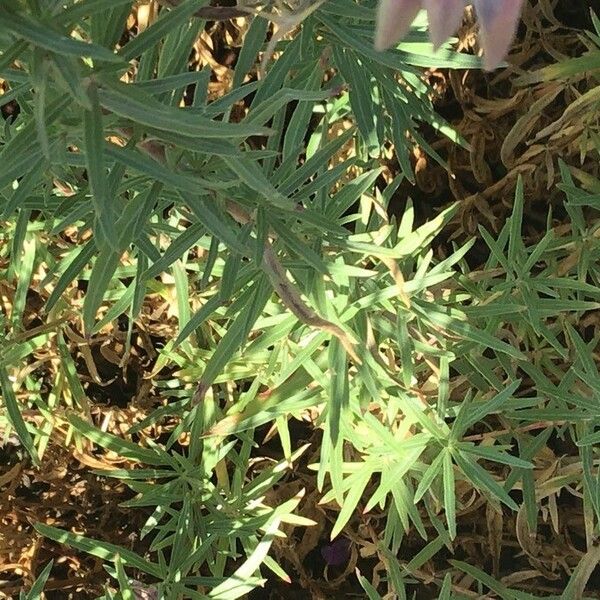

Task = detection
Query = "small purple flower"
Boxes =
[375,0,525,70]
[321,537,351,567]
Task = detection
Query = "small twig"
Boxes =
[156,0,250,20]
[463,420,567,442]
[254,0,327,77]
[262,242,362,364]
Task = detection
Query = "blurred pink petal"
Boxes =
[374,0,524,70]
[424,0,465,49]
[474,0,524,70]
[374,0,422,51]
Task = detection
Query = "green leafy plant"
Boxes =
[20,561,53,600]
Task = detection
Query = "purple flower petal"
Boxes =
[374,0,524,70]
[424,0,466,49]
[374,0,422,51]
[474,0,524,70]
[321,537,351,567]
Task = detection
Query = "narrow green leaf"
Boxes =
[68,415,166,466]
[232,17,268,89]
[98,81,271,139]
[0,366,39,465]
[118,0,204,61]
[45,240,96,312]
[453,450,518,511]
[114,555,135,600]
[452,380,521,440]
[561,544,600,600]
[331,467,372,539]
[142,223,205,280]
[34,523,162,578]
[82,246,122,334]
[438,573,452,600]
[11,232,36,330]
[83,81,117,247]
[459,444,533,470]
[328,339,349,446]
[199,276,272,391]
[208,517,279,599]
[23,560,53,600]
[442,450,456,539]
[58,0,133,25]
[49,53,92,109]
[0,7,122,63]
[356,570,384,600]
[414,450,444,503]
[450,560,514,598]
